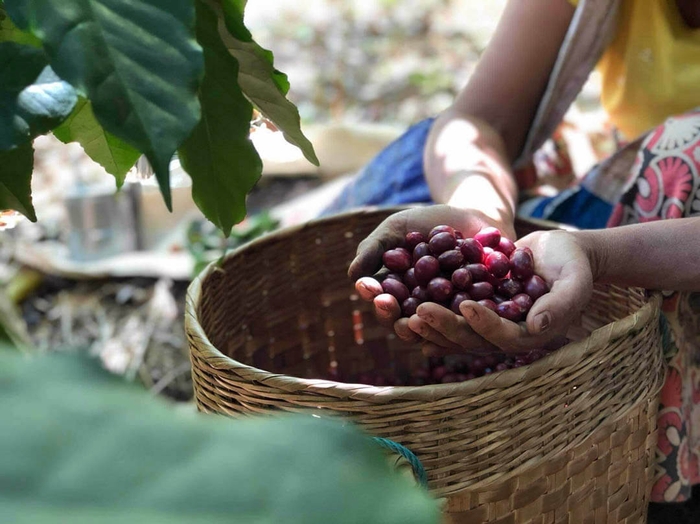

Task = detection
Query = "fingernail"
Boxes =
[417,310,433,323]
[462,305,478,322]
[535,312,551,333]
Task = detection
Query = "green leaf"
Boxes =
[197,0,288,97]
[209,0,319,166]
[0,5,40,46]
[0,42,77,149]
[0,350,440,524]
[215,0,250,41]
[0,287,33,353]
[53,98,140,188]
[235,0,248,13]
[5,0,205,210]
[201,0,290,95]
[0,141,36,221]
[178,1,262,236]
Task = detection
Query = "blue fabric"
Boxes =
[321,117,613,230]
[526,185,613,229]
[321,118,435,215]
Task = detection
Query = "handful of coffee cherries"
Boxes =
[377,225,549,321]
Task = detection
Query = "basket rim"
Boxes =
[185,207,662,403]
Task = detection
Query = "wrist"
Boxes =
[572,229,608,283]
[445,171,516,225]
[437,204,515,242]
[424,110,517,221]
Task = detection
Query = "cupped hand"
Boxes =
[457,229,593,353]
[351,205,515,354]
[349,205,515,281]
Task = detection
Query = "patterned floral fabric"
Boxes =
[607,111,700,502]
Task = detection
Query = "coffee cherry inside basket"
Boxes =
[366,226,550,323]
[340,348,560,386]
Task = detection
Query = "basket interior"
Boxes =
[197,210,649,384]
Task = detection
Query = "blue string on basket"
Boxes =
[372,436,428,489]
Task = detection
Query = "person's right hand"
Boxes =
[455,229,592,354]
[349,205,515,354]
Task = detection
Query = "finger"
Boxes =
[348,216,406,281]
[348,238,384,281]
[525,261,591,336]
[543,335,570,352]
[421,342,461,357]
[415,302,497,351]
[421,342,498,358]
[373,293,401,327]
[355,277,383,302]
[459,300,533,353]
[394,318,421,342]
[407,316,463,351]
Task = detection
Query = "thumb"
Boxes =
[525,262,591,336]
[348,217,406,280]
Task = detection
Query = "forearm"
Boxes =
[421,0,575,225]
[577,217,700,291]
[423,108,518,224]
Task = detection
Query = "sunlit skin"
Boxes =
[349,0,575,351]
[351,0,700,355]
[353,216,700,356]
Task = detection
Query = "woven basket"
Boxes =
[186,208,665,523]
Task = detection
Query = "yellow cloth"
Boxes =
[569,0,700,139]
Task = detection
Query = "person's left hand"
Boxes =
[449,229,593,354]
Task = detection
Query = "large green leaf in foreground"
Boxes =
[214,0,319,166]
[5,0,204,209]
[179,1,262,236]
[0,41,76,150]
[0,5,40,46]
[53,98,141,188]
[0,140,35,220]
[0,349,439,524]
